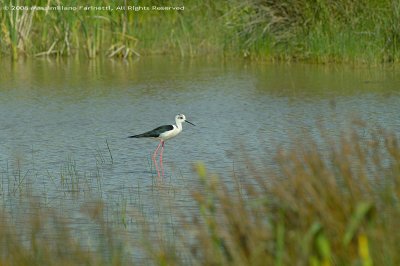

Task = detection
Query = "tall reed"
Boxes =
[1,0,398,62]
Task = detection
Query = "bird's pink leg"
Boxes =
[152,141,162,178]
[159,141,165,177]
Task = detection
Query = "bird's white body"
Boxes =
[158,124,182,141]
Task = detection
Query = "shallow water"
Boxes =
[0,57,400,260]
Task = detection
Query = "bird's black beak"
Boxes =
[186,120,195,126]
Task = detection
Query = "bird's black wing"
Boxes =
[129,125,174,138]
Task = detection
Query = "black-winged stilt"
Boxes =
[129,114,195,178]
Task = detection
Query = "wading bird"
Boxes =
[129,114,195,178]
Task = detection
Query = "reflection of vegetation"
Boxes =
[1,123,400,264]
[1,0,399,62]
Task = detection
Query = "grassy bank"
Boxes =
[1,0,399,63]
[1,124,400,265]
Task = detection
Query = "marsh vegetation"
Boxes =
[1,0,400,62]
[1,1,400,264]
[1,124,399,265]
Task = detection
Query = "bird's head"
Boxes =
[175,114,195,126]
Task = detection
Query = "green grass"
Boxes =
[1,0,400,63]
[0,122,400,265]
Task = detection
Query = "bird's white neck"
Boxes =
[175,120,183,130]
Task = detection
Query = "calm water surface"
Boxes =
[0,57,399,260]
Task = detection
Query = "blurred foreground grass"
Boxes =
[1,123,400,265]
